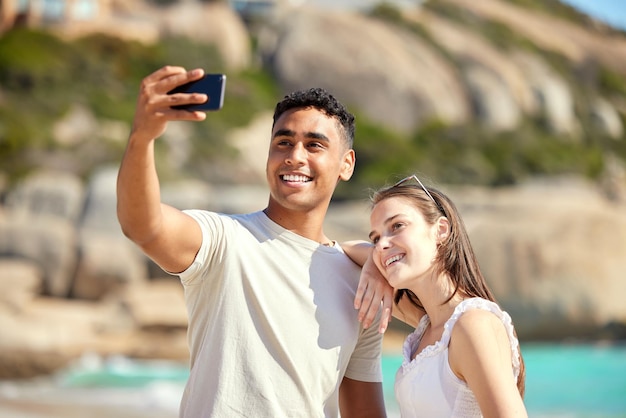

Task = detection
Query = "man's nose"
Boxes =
[286,143,306,165]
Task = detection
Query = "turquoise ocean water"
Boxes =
[382,343,626,417]
[51,343,626,417]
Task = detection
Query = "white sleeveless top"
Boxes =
[394,297,521,417]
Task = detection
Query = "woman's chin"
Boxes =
[386,276,402,289]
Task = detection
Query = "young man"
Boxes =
[117,66,387,417]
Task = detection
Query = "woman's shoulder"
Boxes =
[446,297,501,326]
[448,300,518,369]
[454,308,505,338]
[447,298,511,346]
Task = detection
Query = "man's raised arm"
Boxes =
[117,66,207,273]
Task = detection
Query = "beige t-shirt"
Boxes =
[178,210,383,418]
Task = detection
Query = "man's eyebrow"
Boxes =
[305,132,330,142]
[272,129,331,142]
[273,128,295,138]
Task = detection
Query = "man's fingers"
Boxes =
[159,68,205,95]
[378,288,394,333]
[354,277,368,309]
[141,66,204,98]
[357,286,375,324]
[155,65,188,77]
[146,65,188,84]
[379,307,391,334]
[170,109,207,121]
[359,279,395,332]
[354,248,394,331]
[360,288,380,329]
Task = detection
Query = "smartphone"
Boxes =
[168,73,226,111]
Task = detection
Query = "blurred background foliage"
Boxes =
[0,7,625,200]
[0,27,279,183]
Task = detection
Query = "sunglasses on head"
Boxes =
[392,174,444,214]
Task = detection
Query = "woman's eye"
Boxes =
[391,222,403,231]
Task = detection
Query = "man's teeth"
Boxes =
[385,255,403,267]
[283,175,311,182]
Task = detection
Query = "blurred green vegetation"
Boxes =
[358,1,625,198]
[0,28,278,184]
[0,24,624,200]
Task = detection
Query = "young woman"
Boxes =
[349,175,527,417]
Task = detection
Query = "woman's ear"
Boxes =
[436,216,450,243]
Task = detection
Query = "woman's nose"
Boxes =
[375,235,391,251]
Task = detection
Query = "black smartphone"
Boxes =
[168,73,226,111]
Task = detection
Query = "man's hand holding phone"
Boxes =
[130,67,226,144]
[167,73,226,112]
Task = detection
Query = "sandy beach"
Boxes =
[0,373,181,418]
[0,400,176,418]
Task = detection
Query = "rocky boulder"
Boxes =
[74,166,148,300]
[0,259,42,312]
[449,178,626,340]
[259,7,470,133]
[158,1,252,71]
[254,0,626,140]
[0,171,83,297]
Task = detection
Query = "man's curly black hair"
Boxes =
[272,87,355,149]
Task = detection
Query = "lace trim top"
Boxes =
[394,297,521,417]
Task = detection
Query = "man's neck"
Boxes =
[263,205,330,244]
